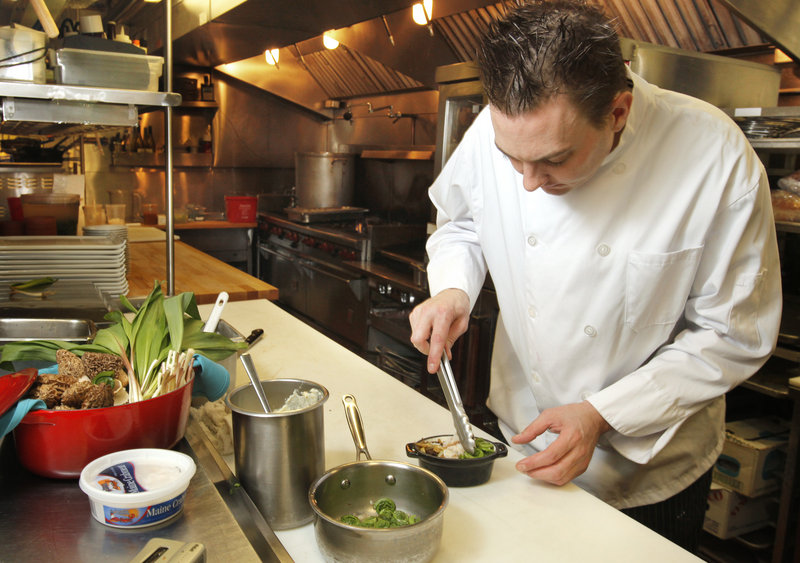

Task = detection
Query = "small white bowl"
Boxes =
[79,448,196,528]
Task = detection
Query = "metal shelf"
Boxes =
[777,221,800,234]
[0,81,181,136]
[750,138,800,150]
[112,151,212,168]
[177,100,218,110]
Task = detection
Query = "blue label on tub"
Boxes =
[103,493,186,527]
[96,462,146,494]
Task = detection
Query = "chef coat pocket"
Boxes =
[625,247,703,332]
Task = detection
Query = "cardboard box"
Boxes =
[712,417,789,497]
[703,484,774,539]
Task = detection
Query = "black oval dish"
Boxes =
[405,434,508,487]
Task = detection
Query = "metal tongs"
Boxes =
[437,352,476,454]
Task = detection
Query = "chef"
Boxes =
[409,0,782,553]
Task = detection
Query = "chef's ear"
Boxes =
[609,90,633,133]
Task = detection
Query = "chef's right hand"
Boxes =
[409,288,471,374]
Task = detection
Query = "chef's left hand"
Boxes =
[512,401,611,486]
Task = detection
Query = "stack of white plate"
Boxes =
[0,236,128,297]
[82,225,129,275]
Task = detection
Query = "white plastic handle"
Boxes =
[202,291,228,333]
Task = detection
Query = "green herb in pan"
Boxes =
[340,497,419,528]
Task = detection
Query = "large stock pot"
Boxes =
[294,152,355,209]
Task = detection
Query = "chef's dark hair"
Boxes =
[477,0,628,127]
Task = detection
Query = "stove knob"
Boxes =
[400,292,415,305]
[378,283,388,295]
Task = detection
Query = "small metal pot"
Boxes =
[308,395,448,563]
[405,434,508,487]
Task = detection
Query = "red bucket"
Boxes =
[13,378,194,479]
[225,196,257,223]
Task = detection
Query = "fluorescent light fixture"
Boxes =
[264,48,280,65]
[323,31,339,50]
[412,0,433,25]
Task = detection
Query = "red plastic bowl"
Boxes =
[13,378,194,479]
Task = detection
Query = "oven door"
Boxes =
[258,243,305,314]
[301,256,368,349]
[258,242,368,349]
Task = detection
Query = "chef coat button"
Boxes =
[613,162,626,174]
[527,235,537,247]
[531,371,541,383]
[597,244,610,257]
[584,325,597,337]
[528,306,537,318]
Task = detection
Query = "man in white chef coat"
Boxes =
[409,0,782,552]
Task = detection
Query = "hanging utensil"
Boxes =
[437,352,476,454]
[240,353,271,413]
[202,291,228,332]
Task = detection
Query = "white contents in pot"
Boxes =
[276,388,323,412]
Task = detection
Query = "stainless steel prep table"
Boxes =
[0,421,292,562]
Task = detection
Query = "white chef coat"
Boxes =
[426,71,782,509]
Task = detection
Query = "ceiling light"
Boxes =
[412,0,433,25]
[264,48,280,65]
[323,32,339,50]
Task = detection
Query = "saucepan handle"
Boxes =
[342,394,371,461]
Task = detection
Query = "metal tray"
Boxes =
[0,317,96,343]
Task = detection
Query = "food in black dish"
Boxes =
[405,434,508,487]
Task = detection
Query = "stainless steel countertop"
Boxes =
[0,420,293,562]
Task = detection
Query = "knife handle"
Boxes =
[245,328,264,346]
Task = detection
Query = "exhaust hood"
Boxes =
[718,0,800,64]
[5,0,795,117]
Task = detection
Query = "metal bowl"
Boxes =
[308,394,448,562]
[309,460,448,563]
[405,434,508,487]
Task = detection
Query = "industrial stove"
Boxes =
[257,207,427,350]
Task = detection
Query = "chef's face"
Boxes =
[490,91,632,195]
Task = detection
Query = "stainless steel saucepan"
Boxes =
[308,394,449,563]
